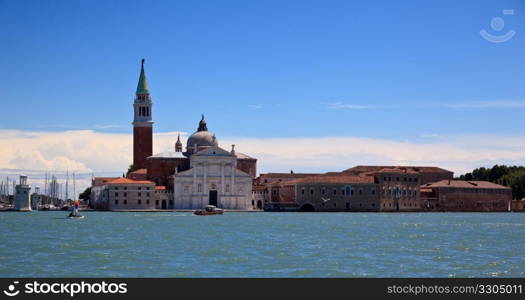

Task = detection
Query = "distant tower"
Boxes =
[133,59,153,170]
[14,175,31,211]
[175,134,183,152]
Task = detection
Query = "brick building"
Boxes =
[343,165,453,185]
[261,167,423,212]
[294,175,378,212]
[371,167,422,212]
[420,180,512,212]
[90,177,173,210]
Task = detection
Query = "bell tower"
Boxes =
[132,59,153,170]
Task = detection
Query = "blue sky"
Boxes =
[1,0,524,141]
[1,0,525,195]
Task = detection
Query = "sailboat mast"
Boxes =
[65,170,69,201]
[73,172,76,201]
[44,172,47,197]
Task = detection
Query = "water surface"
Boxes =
[1,211,524,277]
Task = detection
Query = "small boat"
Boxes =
[67,199,84,219]
[67,212,84,219]
[194,205,224,216]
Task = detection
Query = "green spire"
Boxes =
[136,58,149,94]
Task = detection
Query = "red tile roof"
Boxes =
[107,178,155,185]
[374,167,420,174]
[283,175,375,185]
[423,180,510,190]
[344,165,452,174]
[129,168,147,174]
[92,177,120,187]
[258,173,321,178]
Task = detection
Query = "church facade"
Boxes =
[173,147,253,209]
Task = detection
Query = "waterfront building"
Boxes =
[252,185,268,210]
[253,172,321,210]
[173,146,253,210]
[420,180,512,212]
[291,167,422,212]
[90,177,172,210]
[295,175,378,212]
[30,193,42,210]
[372,167,421,212]
[14,175,31,211]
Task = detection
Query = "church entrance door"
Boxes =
[209,190,218,206]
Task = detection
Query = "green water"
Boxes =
[0,211,524,277]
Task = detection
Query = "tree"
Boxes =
[126,164,135,176]
[79,187,91,202]
[498,171,525,200]
[459,165,525,199]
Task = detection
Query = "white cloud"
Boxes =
[1,129,524,196]
[321,102,374,110]
[0,130,191,173]
[221,135,525,176]
[419,133,444,139]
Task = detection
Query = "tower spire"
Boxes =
[132,59,153,171]
[136,58,149,94]
[175,133,182,152]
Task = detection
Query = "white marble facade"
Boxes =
[173,147,253,210]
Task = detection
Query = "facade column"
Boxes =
[231,164,235,209]
[203,162,207,208]
[221,162,225,194]
[193,164,197,209]
[193,164,197,193]
[232,164,235,193]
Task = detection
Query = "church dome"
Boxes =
[186,115,218,152]
[187,131,218,148]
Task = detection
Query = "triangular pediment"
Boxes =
[193,146,234,157]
